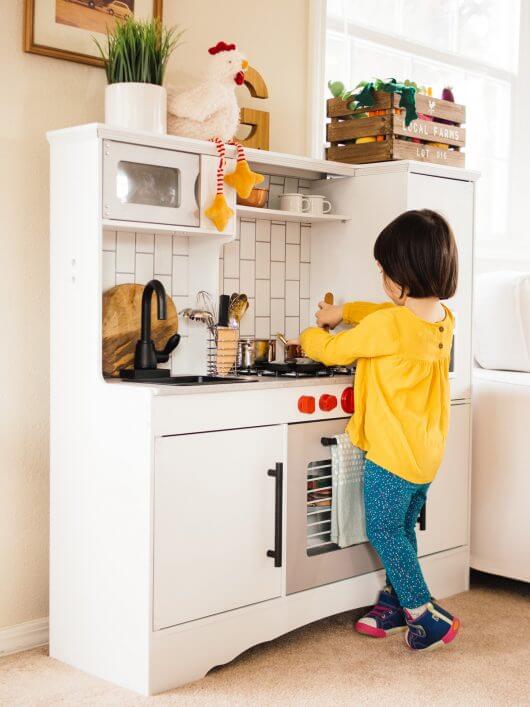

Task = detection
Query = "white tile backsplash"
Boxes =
[271,223,286,262]
[255,317,271,338]
[240,220,256,260]
[115,272,133,286]
[172,296,190,336]
[285,317,300,340]
[270,298,285,336]
[300,298,311,330]
[268,183,284,210]
[286,222,300,244]
[154,234,172,275]
[116,231,135,272]
[103,213,311,344]
[285,280,300,316]
[255,279,271,316]
[256,220,271,242]
[285,244,300,280]
[283,176,299,194]
[239,259,256,298]
[102,250,116,291]
[172,255,189,295]
[300,262,310,298]
[223,240,240,279]
[255,241,271,279]
[103,230,116,251]
[219,218,312,338]
[270,261,286,298]
[224,277,239,295]
[135,252,154,284]
[156,274,172,295]
[301,225,311,263]
[136,233,154,253]
[173,235,189,255]
[239,297,255,337]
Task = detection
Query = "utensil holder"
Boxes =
[207,328,239,376]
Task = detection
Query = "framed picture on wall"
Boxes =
[24,0,163,67]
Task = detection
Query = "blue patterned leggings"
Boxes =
[364,459,431,609]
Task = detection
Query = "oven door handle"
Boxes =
[267,462,283,568]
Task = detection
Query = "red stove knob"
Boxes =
[298,395,315,414]
[341,386,354,414]
[319,394,337,412]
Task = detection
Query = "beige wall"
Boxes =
[0,1,308,630]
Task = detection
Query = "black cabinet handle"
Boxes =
[267,462,283,567]
[418,502,427,531]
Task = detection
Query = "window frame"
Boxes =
[309,0,527,259]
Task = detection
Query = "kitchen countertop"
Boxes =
[106,374,354,396]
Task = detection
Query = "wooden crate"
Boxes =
[326,91,466,168]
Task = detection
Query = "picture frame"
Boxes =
[24,0,164,67]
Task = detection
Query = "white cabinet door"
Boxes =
[153,425,284,630]
[417,403,470,557]
[407,173,474,400]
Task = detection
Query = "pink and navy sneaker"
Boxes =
[355,587,407,638]
[405,601,460,651]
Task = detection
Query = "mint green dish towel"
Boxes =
[330,433,368,548]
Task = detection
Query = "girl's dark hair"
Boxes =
[373,209,458,299]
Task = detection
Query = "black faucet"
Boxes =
[120,279,180,380]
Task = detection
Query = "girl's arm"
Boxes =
[316,301,395,329]
[300,309,398,366]
[343,301,396,325]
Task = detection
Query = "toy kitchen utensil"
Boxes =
[229,294,249,327]
[216,294,239,375]
[323,292,334,332]
[237,187,268,208]
[276,331,304,361]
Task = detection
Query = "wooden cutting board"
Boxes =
[103,284,178,377]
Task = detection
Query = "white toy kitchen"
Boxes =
[48,124,477,695]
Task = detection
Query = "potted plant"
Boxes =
[95,18,183,134]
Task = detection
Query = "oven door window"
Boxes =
[117,161,181,209]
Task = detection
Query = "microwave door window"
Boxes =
[116,161,181,209]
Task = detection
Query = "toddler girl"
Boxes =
[299,209,460,652]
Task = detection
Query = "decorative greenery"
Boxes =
[328,77,420,126]
[94,18,184,85]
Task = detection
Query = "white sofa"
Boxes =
[472,271,530,582]
[472,368,530,582]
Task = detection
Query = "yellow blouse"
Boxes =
[300,302,454,484]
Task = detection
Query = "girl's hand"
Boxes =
[286,337,301,346]
[315,302,344,330]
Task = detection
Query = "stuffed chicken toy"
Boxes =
[167,41,264,232]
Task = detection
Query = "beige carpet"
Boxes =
[1,573,528,706]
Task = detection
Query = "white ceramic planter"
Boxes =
[105,83,167,134]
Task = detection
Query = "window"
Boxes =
[323,0,521,247]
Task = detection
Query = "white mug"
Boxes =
[279,193,310,213]
[305,195,332,215]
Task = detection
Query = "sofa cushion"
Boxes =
[475,271,530,372]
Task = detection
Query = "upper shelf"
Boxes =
[236,206,350,223]
[47,124,357,180]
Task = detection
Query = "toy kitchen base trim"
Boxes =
[48,125,477,696]
[149,547,468,695]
